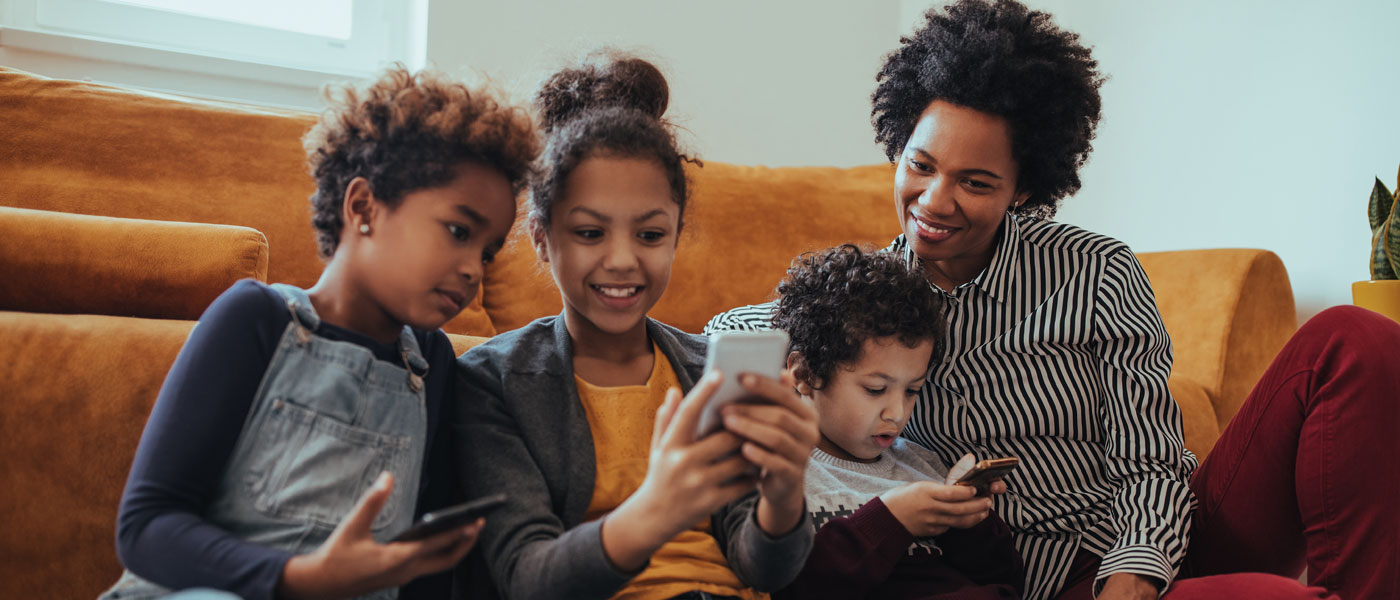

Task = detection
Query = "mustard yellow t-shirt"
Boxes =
[575,343,766,600]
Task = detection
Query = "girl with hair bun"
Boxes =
[455,54,818,600]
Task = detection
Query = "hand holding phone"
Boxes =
[694,330,790,438]
[389,494,508,543]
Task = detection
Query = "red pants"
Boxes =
[1055,305,1400,599]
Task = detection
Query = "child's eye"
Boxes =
[575,228,603,240]
[482,249,497,265]
[447,224,471,241]
[638,230,666,243]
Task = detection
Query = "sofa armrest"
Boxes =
[1137,249,1297,432]
[1169,375,1220,459]
[0,207,268,320]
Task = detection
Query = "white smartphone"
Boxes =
[694,330,790,438]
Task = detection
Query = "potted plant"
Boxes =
[1353,168,1400,322]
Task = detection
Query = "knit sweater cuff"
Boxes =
[844,497,916,551]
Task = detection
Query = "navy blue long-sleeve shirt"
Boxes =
[114,279,461,600]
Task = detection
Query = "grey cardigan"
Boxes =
[454,315,813,600]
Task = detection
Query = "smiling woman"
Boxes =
[708,2,1400,599]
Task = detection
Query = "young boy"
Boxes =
[769,244,1024,600]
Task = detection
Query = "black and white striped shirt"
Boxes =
[705,213,1197,600]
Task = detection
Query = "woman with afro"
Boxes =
[708,1,1400,599]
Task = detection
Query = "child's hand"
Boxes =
[719,370,821,536]
[278,472,481,600]
[601,371,759,573]
[879,480,992,538]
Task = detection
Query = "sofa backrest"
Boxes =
[0,67,905,337]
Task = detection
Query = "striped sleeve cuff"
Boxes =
[1093,543,1172,595]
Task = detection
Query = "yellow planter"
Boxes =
[1353,280,1400,323]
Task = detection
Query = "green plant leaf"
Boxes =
[1388,191,1400,280]
[1369,177,1392,234]
[1373,228,1396,279]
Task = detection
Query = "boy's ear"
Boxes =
[528,218,550,263]
[343,176,377,235]
[785,351,815,397]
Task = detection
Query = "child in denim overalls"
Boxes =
[99,67,539,600]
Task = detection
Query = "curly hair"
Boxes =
[772,245,944,389]
[303,65,539,259]
[872,0,1103,218]
[529,53,692,232]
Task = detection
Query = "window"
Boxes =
[1,0,423,78]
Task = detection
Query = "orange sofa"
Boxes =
[0,66,1298,598]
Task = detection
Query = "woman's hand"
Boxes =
[279,472,482,600]
[878,480,993,537]
[601,371,759,572]
[718,371,821,536]
[1097,573,1161,600]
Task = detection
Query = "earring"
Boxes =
[359,223,370,234]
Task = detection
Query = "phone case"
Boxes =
[694,330,790,437]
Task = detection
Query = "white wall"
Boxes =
[424,0,898,168]
[898,0,1400,321]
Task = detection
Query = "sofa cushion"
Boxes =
[0,311,194,598]
[0,207,268,320]
[482,162,903,333]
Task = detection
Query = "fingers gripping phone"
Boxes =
[694,330,790,438]
[389,494,508,543]
[954,457,1019,496]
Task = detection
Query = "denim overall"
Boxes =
[101,284,429,600]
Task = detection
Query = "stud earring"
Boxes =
[359,224,370,234]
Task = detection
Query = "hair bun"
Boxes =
[535,55,669,133]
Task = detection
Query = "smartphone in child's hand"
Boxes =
[950,457,1019,496]
[389,494,507,543]
[694,330,790,438]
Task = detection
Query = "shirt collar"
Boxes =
[972,212,1023,304]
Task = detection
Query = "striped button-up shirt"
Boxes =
[705,213,1197,600]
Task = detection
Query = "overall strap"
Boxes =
[270,283,430,391]
[396,326,429,392]
[269,283,320,345]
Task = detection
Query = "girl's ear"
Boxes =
[529,218,550,263]
[786,351,815,397]
[343,176,377,235]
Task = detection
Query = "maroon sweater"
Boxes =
[775,497,1024,600]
